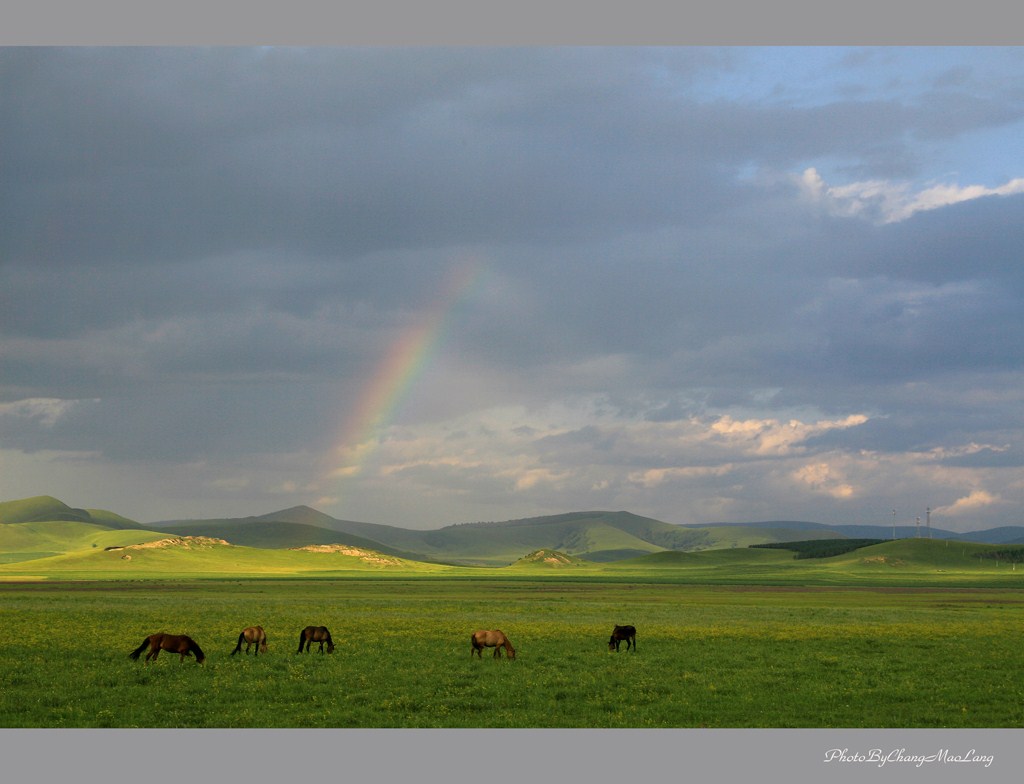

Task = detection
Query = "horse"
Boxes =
[471,629,516,659]
[129,633,206,664]
[297,625,335,654]
[608,624,636,652]
[231,625,268,656]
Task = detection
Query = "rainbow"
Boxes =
[328,257,486,483]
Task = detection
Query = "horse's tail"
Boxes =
[298,629,306,653]
[128,637,150,660]
[231,631,244,655]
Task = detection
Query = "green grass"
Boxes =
[0,521,169,556]
[4,515,1023,730]
[0,538,457,579]
[1,578,1023,728]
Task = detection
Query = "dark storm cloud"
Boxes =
[9,48,1019,274]
[3,46,1024,526]
[2,49,726,265]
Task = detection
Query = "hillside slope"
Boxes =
[5,495,1023,570]
[0,535,453,577]
[0,495,145,529]
[157,520,426,560]
[0,521,171,564]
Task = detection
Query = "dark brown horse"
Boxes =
[129,633,206,664]
[297,625,335,654]
[231,625,268,656]
[471,629,516,659]
[608,624,636,652]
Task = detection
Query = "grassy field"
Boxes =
[4,519,1024,729]
[2,577,1023,729]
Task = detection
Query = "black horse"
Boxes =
[297,625,335,654]
[608,625,636,652]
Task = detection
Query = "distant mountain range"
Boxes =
[155,505,1024,565]
[4,495,1023,567]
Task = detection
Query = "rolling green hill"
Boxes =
[156,519,427,561]
[591,538,1024,587]
[5,496,1024,586]
[0,521,170,564]
[157,508,847,566]
[0,534,454,578]
[3,504,1024,587]
[0,495,145,529]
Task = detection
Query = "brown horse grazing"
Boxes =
[297,625,335,654]
[129,633,206,664]
[608,624,636,652]
[471,629,516,659]
[231,625,268,656]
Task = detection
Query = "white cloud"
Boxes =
[791,461,856,499]
[797,168,1024,224]
[706,414,868,456]
[932,489,1002,517]
[629,464,736,489]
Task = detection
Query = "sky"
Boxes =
[2,46,1024,531]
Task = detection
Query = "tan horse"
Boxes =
[298,625,335,654]
[129,633,206,664]
[231,625,268,656]
[471,629,516,659]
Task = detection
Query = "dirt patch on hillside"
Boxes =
[519,549,581,566]
[288,544,401,566]
[861,555,906,567]
[107,536,232,552]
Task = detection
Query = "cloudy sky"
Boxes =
[2,46,1023,530]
